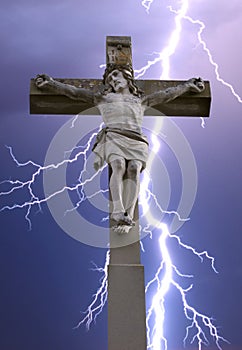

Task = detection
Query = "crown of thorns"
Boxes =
[102,64,134,84]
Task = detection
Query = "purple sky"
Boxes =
[1,1,242,349]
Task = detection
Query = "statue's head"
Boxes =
[102,64,143,97]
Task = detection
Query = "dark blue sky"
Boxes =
[1,1,242,349]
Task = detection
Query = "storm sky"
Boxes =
[1,1,242,349]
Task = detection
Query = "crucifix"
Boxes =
[30,36,211,350]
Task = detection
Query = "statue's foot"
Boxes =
[123,212,135,226]
[111,212,134,226]
[113,225,132,235]
[111,212,125,223]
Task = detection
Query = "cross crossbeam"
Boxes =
[30,78,210,116]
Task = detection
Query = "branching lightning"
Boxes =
[137,0,189,79]
[0,121,103,230]
[168,6,242,104]
[141,0,154,13]
[74,250,110,330]
[143,223,228,350]
[139,0,242,103]
[138,131,228,349]
[138,1,231,349]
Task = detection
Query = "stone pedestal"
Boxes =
[108,205,147,350]
[108,264,147,350]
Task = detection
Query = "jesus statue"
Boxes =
[35,64,205,233]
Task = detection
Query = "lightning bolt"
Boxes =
[138,130,228,349]
[74,250,109,330]
[143,224,229,350]
[0,120,104,230]
[141,0,154,13]
[139,1,242,103]
[138,1,232,349]
[168,6,242,104]
[137,0,189,79]
[139,1,242,129]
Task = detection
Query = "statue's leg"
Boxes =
[109,156,126,222]
[124,160,142,222]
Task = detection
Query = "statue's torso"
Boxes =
[96,92,145,133]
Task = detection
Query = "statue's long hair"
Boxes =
[102,64,143,97]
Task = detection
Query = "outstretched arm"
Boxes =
[142,78,205,107]
[35,74,95,104]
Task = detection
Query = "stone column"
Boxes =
[108,205,147,350]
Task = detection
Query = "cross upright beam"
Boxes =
[106,36,147,350]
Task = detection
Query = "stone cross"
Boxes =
[30,36,211,350]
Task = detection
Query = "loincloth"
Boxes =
[92,127,149,170]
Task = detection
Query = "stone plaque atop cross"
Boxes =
[106,36,133,66]
[30,36,211,350]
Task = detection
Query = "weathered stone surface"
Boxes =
[108,264,147,350]
[106,36,132,66]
